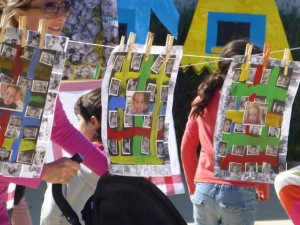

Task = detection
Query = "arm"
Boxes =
[51,97,108,176]
[0,158,80,188]
[256,183,269,202]
[181,115,200,195]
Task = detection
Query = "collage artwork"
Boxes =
[61,0,118,81]
[0,27,68,178]
[214,54,300,183]
[102,43,183,177]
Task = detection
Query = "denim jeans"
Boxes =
[192,183,258,225]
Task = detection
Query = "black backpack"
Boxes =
[81,173,187,225]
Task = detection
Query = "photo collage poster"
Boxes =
[102,43,183,177]
[214,54,300,183]
[0,27,68,178]
[61,0,118,81]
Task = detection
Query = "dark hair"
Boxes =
[191,39,262,118]
[132,92,150,112]
[74,88,102,141]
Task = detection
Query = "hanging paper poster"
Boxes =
[61,0,118,80]
[214,55,300,183]
[0,28,67,178]
[102,43,183,177]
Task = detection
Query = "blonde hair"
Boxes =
[3,0,32,27]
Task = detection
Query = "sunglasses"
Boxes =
[24,0,71,15]
[42,0,71,14]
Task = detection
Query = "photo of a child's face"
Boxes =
[126,92,151,115]
[243,102,267,126]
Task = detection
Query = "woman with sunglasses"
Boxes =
[0,1,108,224]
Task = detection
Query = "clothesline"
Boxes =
[68,40,300,68]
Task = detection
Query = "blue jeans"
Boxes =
[192,183,258,225]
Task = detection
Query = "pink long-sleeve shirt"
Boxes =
[0,97,108,224]
[181,89,257,195]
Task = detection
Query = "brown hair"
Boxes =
[191,39,262,118]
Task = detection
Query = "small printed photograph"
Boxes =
[266,145,278,156]
[146,83,156,101]
[124,114,134,128]
[222,119,232,133]
[108,110,118,128]
[157,115,165,130]
[32,80,48,93]
[126,79,137,92]
[165,58,175,74]
[20,47,35,60]
[232,145,245,156]
[75,65,96,80]
[243,102,267,126]
[0,83,26,112]
[23,127,38,139]
[25,106,42,119]
[109,78,121,96]
[122,138,131,155]
[163,142,170,162]
[17,76,32,88]
[26,30,39,48]
[239,96,248,110]
[163,123,169,142]
[246,67,257,84]
[2,163,22,177]
[229,162,242,174]
[247,145,260,155]
[53,51,67,73]
[0,148,11,161]
[234,123,245,133]
[272,99,285,115]
[227,96,236,110]
[143,115,152,128]
[17,150,35,164]
[1,45,17,60]
[151,55,165,73]
[268,126,281,138]
[141,137,150,154]
[232,68,242,82]
[44,35,68,52]
[113,55,125,71]
[262,162,274,173]
[49,74,61,91]
[62,64,74,80]
[125,91,151,115]
[249,125,262,136]
[108,139,118,155]
[38,118,51,142]
[260,69,271,84]
[84,50,101,65]
[245,162,258,173]
[276,74,291,88]
[0,73,13,84]
[156,140,164,157]
[3,27,21,45]
[32,148,46,166]
[160,85,168,102]
[39,51,55,66]
[8,116,22,127]
[5,126,20,139]
[130,53,143,70]
[218,141,227,157]
[254,96,266,103]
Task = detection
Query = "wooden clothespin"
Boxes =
[283,48,290,76]
[119,35,125,45]
[244,43,253,70]
[262,43,271,72]
[38,19,46,49]
[144,32,154,61]
[165,34,174,63]
[0,14,9,43]
[126,32,136,61]
[19,16,27,47]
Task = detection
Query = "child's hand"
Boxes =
[256,183,270,202]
